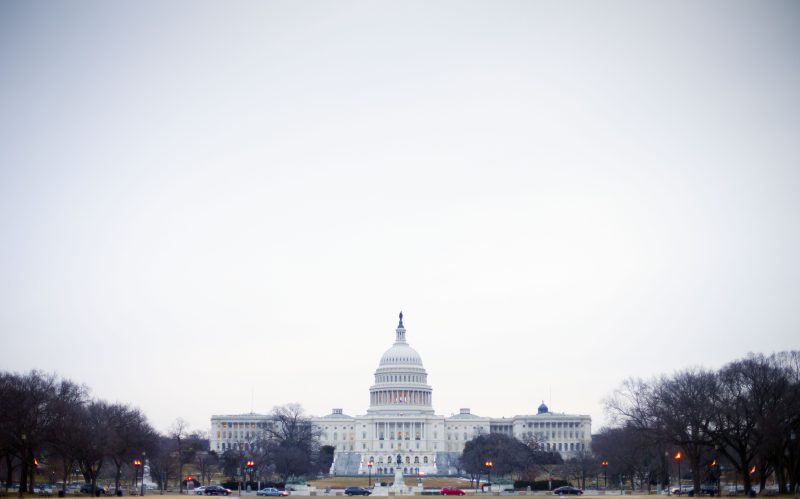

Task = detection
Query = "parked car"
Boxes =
[80,484,107,495]
[553,486,583,495]
[697,484,720,496]
[257,488,289,497]
[203,486,232,496]
[36,485,54,496]
[672,486,693,495]
[440,488,466,496]
[194,486,208,495]
[344,487,372,496]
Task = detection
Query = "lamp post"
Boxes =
[246,460,255,486]
[140,452,146,497]
[675,452,682,495]
[20,434,26,496]
[665,452,671,496]
[711,458,719,498]
[484,461,493,492]
[601,460,608,490]
[133,459,142,493]
[368,460,373,488]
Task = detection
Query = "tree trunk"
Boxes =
[60,458,70,494]
[4,454,14,492]
[178,460,184,493]
[19,457,29,492]
[28,450,36,493]
[114,463,122,493]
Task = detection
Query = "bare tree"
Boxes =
[146,435,179,493]
[105,404,157,493]
[607,370,717,493]
[593,425,661,492]
[45,379,89,495]
[74,401,114,494]
[261,404,321,483]
[714,356,776,493]
[168,418,191,493]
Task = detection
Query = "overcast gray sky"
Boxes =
[1,1,798,435]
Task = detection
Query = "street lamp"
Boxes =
[140,452,146,497]
[484,461,493,492]
[246,460,255,484]
[368,460,373,488]
[665,452,671,496]
[601,460,609,490]
[133,459,142,493]
[20,434,27,496]
[675,452,682,495]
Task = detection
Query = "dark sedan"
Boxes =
[203,486,232,496]
[344,487,372,496]
[553,486,583,495]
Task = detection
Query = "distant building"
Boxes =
[210,313,591,475]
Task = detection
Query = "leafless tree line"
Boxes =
[0,370,208,495]
[603,351,800,495]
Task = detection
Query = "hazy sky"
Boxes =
[1,1,798,435]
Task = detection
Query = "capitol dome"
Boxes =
[379,342,424,367]
[367,312,434,415]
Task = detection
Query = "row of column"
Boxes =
[375,421,426,440]
[371,389,431,406]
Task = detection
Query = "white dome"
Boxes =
[379,343,423,367]
[367,312,434,415]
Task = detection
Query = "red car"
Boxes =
[440,488,466,496]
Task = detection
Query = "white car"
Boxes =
[195,486,208,495]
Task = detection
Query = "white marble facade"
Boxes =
[210,313,591,476]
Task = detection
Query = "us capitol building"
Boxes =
[210,313,592,476]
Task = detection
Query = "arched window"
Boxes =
[414,456,419,464]
[423,456,428,464]
[405,456,410,464]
